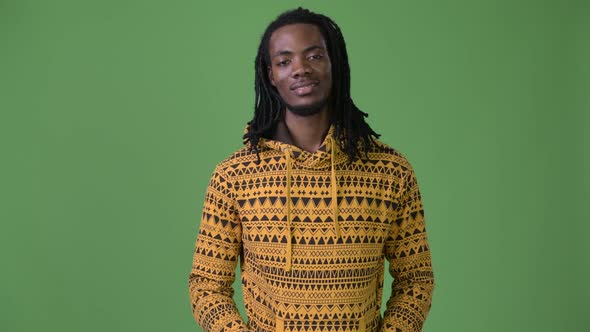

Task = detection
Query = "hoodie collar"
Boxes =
[259,122,347,170]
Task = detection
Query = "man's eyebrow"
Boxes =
[271,45,325,58]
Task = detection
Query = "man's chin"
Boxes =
[285,99,328,117]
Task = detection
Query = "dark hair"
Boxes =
[243,7,380,163]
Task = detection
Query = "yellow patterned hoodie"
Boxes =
[188,124,435,332]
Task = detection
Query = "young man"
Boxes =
[188,7,435,332]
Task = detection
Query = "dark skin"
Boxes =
[267,23,333,153]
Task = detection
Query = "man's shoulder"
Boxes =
[210,145,257,176]
[367,138,415,173]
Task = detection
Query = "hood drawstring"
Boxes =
[283,137,340,273]
[285,148,293,272]
[330,138,341,238]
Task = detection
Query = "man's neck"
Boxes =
[276,109,331,153]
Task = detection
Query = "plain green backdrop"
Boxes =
[1,0,588,331]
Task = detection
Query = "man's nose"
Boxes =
[291,58,311,78]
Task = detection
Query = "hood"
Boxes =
[243,122,348,272]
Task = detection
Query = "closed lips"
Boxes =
[291,81,318,90]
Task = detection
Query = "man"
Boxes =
[188,7,435,332]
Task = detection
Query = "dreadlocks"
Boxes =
[243,7,380,163]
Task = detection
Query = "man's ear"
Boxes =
[267,66,276,87]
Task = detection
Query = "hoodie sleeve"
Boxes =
[188,166,249,332]
[382,165,435,332]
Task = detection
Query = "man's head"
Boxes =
[244,7,380,162]
[267,23,332,117]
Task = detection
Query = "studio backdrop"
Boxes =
[1,1,587,332]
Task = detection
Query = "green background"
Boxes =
[1,0,587,331]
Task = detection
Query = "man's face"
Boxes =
[267,23,332,117]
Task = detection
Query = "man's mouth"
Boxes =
[291,81,319,96]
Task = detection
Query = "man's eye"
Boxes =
[277,60,290,66]
[309,54,323,60]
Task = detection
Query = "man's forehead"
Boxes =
[271,45,326,58]
[268,23,326,53]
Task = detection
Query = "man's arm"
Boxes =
[188,166,249,332]
[382,166,435,332]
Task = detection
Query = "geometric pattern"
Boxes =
[189,125,435,332]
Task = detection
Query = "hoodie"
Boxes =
[188,123,435,332]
